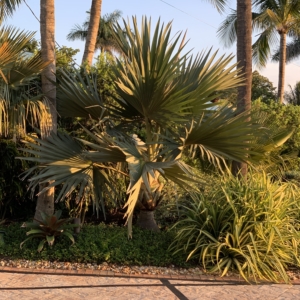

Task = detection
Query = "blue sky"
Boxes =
[7,0,300,90]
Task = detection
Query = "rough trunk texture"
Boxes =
[73,217,81,234]
[34,0,56,221]
[82,0,102,66]
[278,32,287,104]
[136,210,159,231]
[34,184,55,221]
[232,0,252,178]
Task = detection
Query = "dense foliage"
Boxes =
[285,81,300,105]
[170,172,300,283]
[255,101,300,158]
[0,140,34,220]
[217,71,277,103]
[251,71,277,103]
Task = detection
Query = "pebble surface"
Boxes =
[1,258,300,281]
[0,258,205,275]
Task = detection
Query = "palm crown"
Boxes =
[218,0,300,103]
[67,10,123,55]
[218,0,300,66]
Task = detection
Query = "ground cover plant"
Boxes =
[169,171,300,283]
[0,222,190,267]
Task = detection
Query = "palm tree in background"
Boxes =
[218,0,300,104]
[80,0,102,65]
[67,9,123,57]
[272,37,300,63]
[201,0,252,176]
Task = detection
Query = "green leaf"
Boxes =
[61,231,75,244]
[26,229,44,235]
[46,235,55,246]
[37,239,47,252]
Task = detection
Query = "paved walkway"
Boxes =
[0,270,300,299]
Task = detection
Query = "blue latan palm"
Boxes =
[19,17,293,237]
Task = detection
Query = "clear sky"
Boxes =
[7,0,300,90]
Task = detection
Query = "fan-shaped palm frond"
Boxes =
[57,69,105,119]
[111,17,244,126]
[0,27,51,138]
[19,130,126,213]
[0,26,36,77]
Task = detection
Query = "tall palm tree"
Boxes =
[218,0,300,104]
[204,0,252,176]
[35,0,56,221]
[19,17,292,235]
[232,0,252,177]
[67,10,123,56]
[81,0,102,65]
[40,0,56,133]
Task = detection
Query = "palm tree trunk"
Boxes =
[232,0,252,177]
[34,0,56,221]
[278,32,287,104]
[136,210,159,231]
[82,0,102,66]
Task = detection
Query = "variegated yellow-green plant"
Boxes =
[19,17,293,237]
[169,171,300,283]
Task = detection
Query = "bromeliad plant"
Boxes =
[20,210,76,252]
[19,17,292,237]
